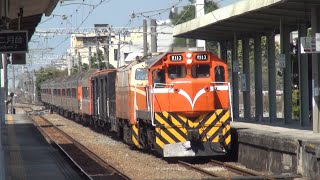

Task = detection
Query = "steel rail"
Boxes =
[31,115,94,180]
[178,160,221,178]
[210,160,260,177]
[32,113,131,180]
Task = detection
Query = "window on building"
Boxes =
[124,53,129,60]
[114,49,118,61]
[192,65,210,78]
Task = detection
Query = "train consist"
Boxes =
[40,51,232,157]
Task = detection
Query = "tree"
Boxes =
[35,67,67,99]
[169,0,219,49]
[90,48,115,69]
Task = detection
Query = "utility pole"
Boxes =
[196,0,206,50]
[88,47,92,69]
[78,51,82,72]
[117,33,121,68]
[0,55,5,124]
[33,70,37,103]
[3,54,8,113]
[95,33,100,70]
[11,59,15,93]
[105,32,110,69]
[68,53,72,75]
[143,19,148,56]
[150,19,157,53]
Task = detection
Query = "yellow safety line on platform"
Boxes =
[6,115,14,124]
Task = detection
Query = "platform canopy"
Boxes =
[0,0,59,40]
[173,0,320,41]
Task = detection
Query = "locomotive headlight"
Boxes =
[187,59,192,64]
[186,53,192,58]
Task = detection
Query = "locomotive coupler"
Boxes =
[187,128,201,146]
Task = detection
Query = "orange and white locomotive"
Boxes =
[40,51,232,157]
[116,51,232,157]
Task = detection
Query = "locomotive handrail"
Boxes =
[153,83,173,88]
[134,86,138,122]
[150,85,156,126]
[210,82,233,122]
[150,83,174,126]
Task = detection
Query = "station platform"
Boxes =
[231,120,320,179]
[0,113,83,180]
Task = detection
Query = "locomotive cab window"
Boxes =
[153,69,165,88]
[215,66,225,82]
[135,68,148,80]
[168,65,186,79]
[192,65,210,78]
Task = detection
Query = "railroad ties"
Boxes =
[178,160,299,180]
[29,112,131,180]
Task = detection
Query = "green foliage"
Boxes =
[292,90,300,119]
[71,65,79,75]
[35,67,67,99]
[204,0,218,13]
[90,49,115,69]
[169,0,218,49]
[91,49,105,69]
[82,63,89,71]
[235,37,282,90]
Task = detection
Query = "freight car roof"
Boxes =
[81,69,98,86]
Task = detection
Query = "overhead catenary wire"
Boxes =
[30,0,231,69]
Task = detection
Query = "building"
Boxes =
[68,20,173,72]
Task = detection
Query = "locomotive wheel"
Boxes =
[116,124,123,140]
[81,116,88,127]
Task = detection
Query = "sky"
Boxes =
[11,0,239,87]
[27,0,240,67]
[37,0,239,28]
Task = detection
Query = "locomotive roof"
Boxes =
[145,54,166,68]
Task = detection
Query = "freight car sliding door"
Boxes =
[103,76,108,122]
[99,78,104,118]
[92,79,98,116]
[107,72,116,125]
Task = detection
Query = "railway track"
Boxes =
[178,160,274,180]
[178,160,300,180]
[28,111,131,180]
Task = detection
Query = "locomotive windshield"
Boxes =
[153,69,165,87]
[192,65,210,78]
[168,65,186,79]
[215,66,225,82]
[135,68,148,80]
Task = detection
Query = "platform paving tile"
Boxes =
[1,119,84,180]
